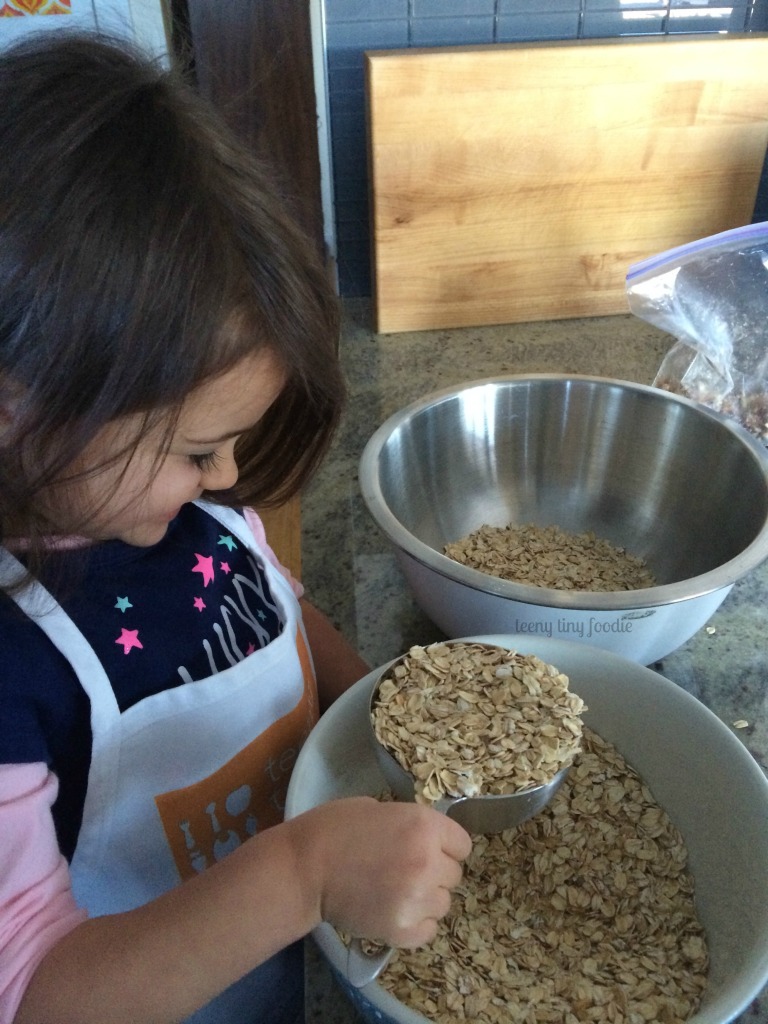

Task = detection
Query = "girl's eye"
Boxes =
[190,451,221,471]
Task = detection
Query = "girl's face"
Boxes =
[48,349,286,547]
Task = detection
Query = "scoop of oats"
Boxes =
[371,642,585,805]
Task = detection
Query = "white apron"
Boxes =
[4,503,318,1023]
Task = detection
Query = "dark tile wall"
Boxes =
[324,0,768,296]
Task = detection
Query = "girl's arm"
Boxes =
[15,795,470,1024]
[0,764,87,1023]
[300,597,370,710]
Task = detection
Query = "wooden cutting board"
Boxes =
[366,36,768,333]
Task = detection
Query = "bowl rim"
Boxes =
[358,373,768,612]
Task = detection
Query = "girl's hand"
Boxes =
[287,796,472,948]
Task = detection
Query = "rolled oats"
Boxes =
[376,728,708,1024]
[444,523,656,592]
[371,643,585,803]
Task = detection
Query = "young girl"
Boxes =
[0,34,471,1024]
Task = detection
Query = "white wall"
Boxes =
[310,0,337,287]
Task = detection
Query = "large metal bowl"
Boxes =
[359,375,768,663]
[286,636,768,1024]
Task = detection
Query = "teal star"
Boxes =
[115,596,133,613]
[218,534,237,552]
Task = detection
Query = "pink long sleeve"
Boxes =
[0,763,87,1024]
[243,507,304,600]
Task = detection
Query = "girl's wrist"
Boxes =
[276,810,327,932]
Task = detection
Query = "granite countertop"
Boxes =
[301,299,768,1024]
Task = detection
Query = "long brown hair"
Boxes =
[0,33,343,579]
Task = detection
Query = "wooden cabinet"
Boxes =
[174,0,323,250]
[172,0,325,579]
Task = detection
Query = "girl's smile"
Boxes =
[49,349,285,547]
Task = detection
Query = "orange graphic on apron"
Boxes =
[155,627,318,881]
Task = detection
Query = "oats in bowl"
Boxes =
[379,727,709,1024]
[444,523,656,593]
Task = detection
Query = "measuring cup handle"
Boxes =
[345,938,394,987]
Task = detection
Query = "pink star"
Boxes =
[193,596,206,611]
[192,553,215,587]
[246,642,256,655]
[115,628,143,655]
[220,561,231,575]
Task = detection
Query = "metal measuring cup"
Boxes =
[346,647,573,987]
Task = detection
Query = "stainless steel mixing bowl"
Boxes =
[359,375,768,663]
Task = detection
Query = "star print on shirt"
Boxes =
[220,561,231,575]
[115,628,143,654]
[115,596,133,613]
[217,534,237,552]
[193,597,206,612]
[191,553,215,587]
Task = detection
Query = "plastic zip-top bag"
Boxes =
[626,222,768,443]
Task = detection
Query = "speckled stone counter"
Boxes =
[301,299,768,1024]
